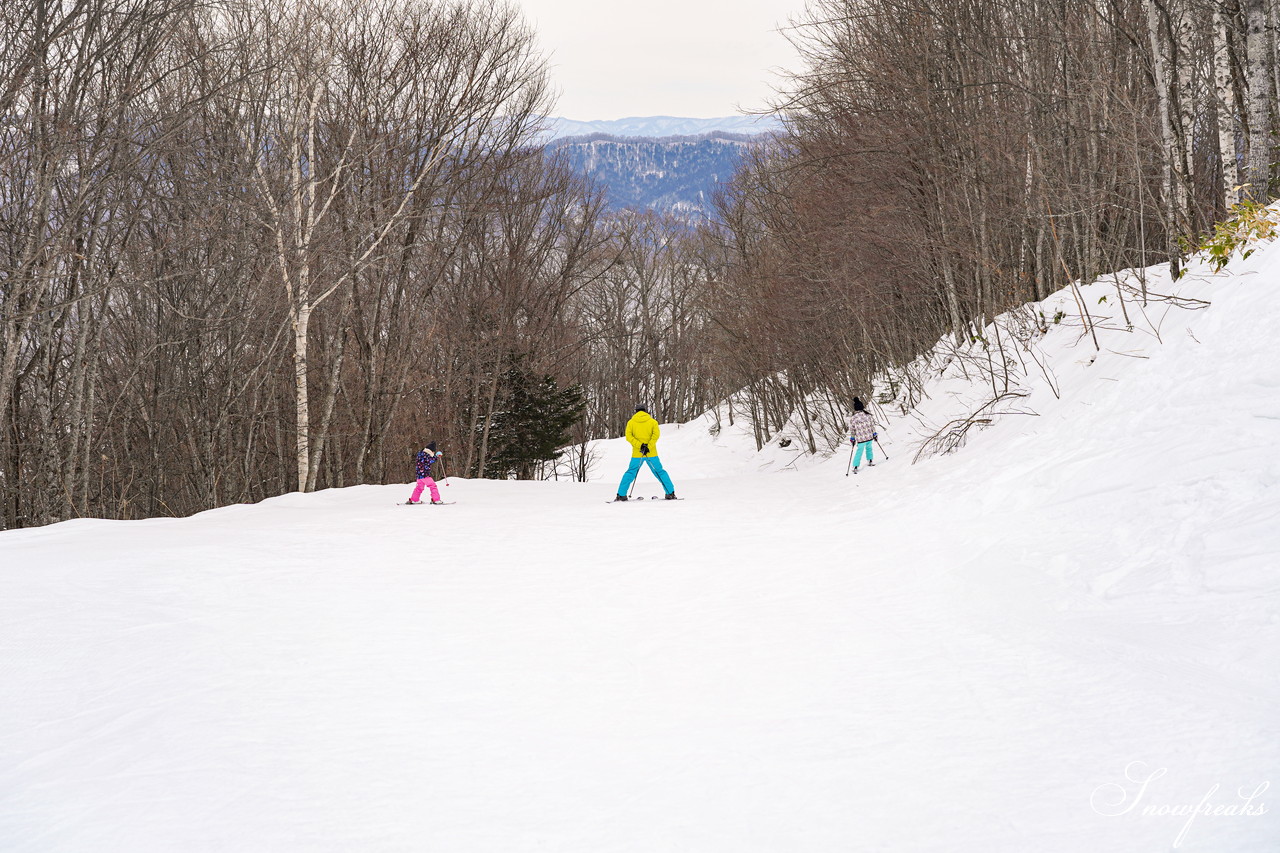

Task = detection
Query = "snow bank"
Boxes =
[2,227,1277,851]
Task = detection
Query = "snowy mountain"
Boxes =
[550,132,766,217]
[541,115,782,217]
[3,222,1279,849]
[543,114,780,140]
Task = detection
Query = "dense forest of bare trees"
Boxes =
[2,0,1275,527]
[696,0,1278,450]
[0,0,673,527]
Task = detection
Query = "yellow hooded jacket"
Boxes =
[625,410,661,458]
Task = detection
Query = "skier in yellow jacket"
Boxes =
[614,406,677,501]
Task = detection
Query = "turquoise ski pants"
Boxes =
[618,456,675,496]
[852,440,874,467]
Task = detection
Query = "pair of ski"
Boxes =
[607,496,684,504]
[401,501,456,506]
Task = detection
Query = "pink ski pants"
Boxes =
[410,478,440,503]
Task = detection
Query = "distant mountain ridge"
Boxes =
[544,115,780,141]
[549,131,772,219]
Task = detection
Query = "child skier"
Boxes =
[848,397,878,474]
[406,442,444,504]
[614,406,677,501]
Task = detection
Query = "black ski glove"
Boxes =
[640,443,650,456]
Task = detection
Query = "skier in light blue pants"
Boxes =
[614,406,677,500]
[851,438,874,469]
[619,454,675,496]
[848,396,879,474]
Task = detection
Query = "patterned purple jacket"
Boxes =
[415,451,438,479]
[849,411,876,443]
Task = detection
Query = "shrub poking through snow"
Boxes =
[1195,200,1279,273]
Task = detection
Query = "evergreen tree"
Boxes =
[484,359,585,480]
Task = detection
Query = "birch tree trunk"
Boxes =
[292,306,313,492]
[1171,2,1198,219]
[1244,0,1274,200]
[307,285,354,491]
[1144,0,1189,263]
[1215,1,1243,208]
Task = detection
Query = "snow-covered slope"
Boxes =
[2,230,1278,849]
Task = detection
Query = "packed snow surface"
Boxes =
[3,236,1279,850]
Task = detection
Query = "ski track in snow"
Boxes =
[2,240,1279,850]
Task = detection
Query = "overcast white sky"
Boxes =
[514,0,808,120]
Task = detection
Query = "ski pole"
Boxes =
[438,454,449,486]
[845,439,855,477]
[874,436,889,461]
